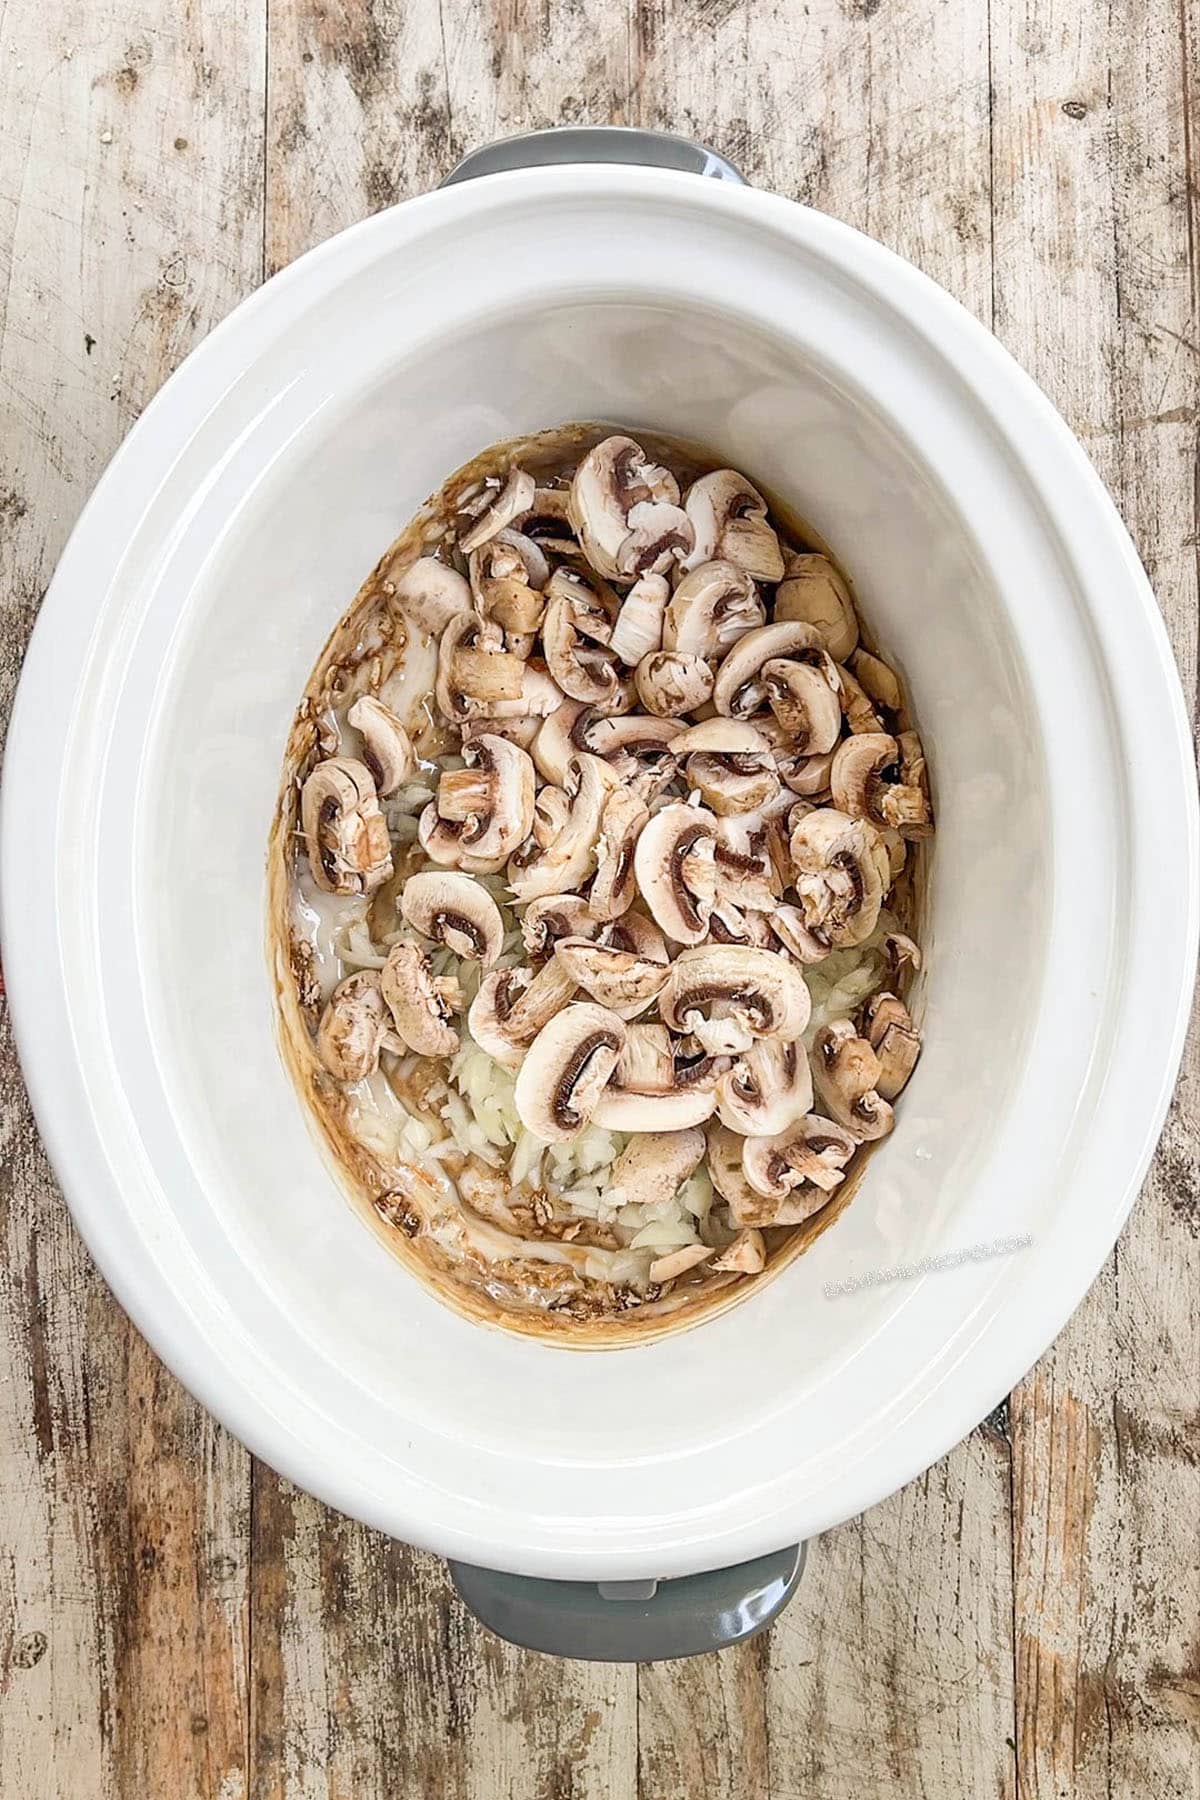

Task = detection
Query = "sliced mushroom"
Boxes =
[648,1243,713,1284]
[514,486,580,558]
[836,663,886,734]
[830,732,932,836]
[633,801,719,946]
[777,746,836,798]
[346,694,417,796]
[569,435,694,580]
[613,1022,675,1093]
[532,697,589,785]
[761,657,842,754]
[788,807,886,949]
[635,650,715,717]
[741,1115,858,1211]
[711,621,840,721]
[588,787,650,920]
[512,1002,627,1141]
[681,471,785,581]
[883,931,923,983]
[459,466,537,554]
[435,613,523,723]
[531,784,571,849]
[553,935,669,1020]
[663,560,765,656]
[660,945,811,1055]
[716,1037,814,1135]
[468,530,548,637]
[712,833,780,914]
[811,1020,894,1140]
[861,992,921,1099]
[316,971,389,1083]
[507,752,616,902]
[461,715,543,753]
[380,942,460,1058]
[389,557,473,635]
[300,757,393,896]
[541,570,630,708]
[774,553,858,661]
[520,893,604,960]
[706,1121,817,1227]
[576,711,684,799]
[419,734,535,873]
[850,648,903,714]
[769,903,832,964]
[399,871,505,966]
[591,1086,717,1131]
[709,900,777,948]
[709,1229,767,1274]
[609,1128,706,1210]
[468,960,577,1070]
[610,573,670,665]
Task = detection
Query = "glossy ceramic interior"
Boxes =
[3,170,1194,1578]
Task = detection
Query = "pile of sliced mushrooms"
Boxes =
[287,430,931,1328]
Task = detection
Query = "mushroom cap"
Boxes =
[778,747,836,798]
[467,959,578,1070]
[589,787,650,921]
[300,756,393,897]
[716,1037,814,1136]
[660,944,812,1045]
[774,553,859,661]
[506,752,616,903]
[609,573,670,665]
[740,1115,858,1213]
[512,1002,628,1141]
[811,1019,895,1140]
[633,801,719,946]
[459,466,537,554]
[681,471,785,582]
[316,971,388,1083]
[850,648,903,714]
[390,556,473,635]
[788,807,886,949]
[712,621,841,721]
[634,650,715,718]
[520,893,603,960]
[671,719,771,757]
[552,936,669,1020]
[347,694,417,797]
[663,560,766,656]
[418,734,536,873]
[399,871,505,966]
[569,436,689,580]
[609,1127,706,1209]
[380,942,460,1058]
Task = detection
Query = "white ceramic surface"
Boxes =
[2,169,1195,1579]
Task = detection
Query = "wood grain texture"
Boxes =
[1,0,1198,1795]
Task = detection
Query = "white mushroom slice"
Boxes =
[769,903,832,964]
[380,942,460,1058]
[591,1087,717,1131]
[514,486,580,557]
[316,971,389,1083]
[613,1022,675,1093]
[741,1115,858,1211]
[712,621,840,721]
[610,573,670,665]
[836,663,886,734]
[789,807,886,949]
[679,720,780,818]
[589,788,650,920]
[390,557,473,635]
[300,756,393,897]
[850,648,903,714]
[609,1127,706,1210]
[459,466,537,553]
[533,697,589,785]
[830,732,932,836]
[576,712,684,799]
[896,731,933,834]
[541,573,630,708]
[513,1002,627,1141]
[712,834,781,913]
[346,694,417,796]
[635,650,715,717]
[468,960,577,1070]
[862,992,922,1099]
[531,785,571,849]
[399,871,505,966]
[419,734,536,873]
[569,436,693,580]
[664,560,766,656]
[468,530,548,636]
[761,657,842,754]
[708,1121,832,1228]
[661,945,810,1059]
[544,565,620,642]
[553,936,669,1020]
[716,1037,813,1136]
[709,901,777,949]
[774,553,859,661]
[602,910,670,961]
[437,614,563,724]
[461,715,542,753]
[633,801,720,946]
[648,1243,713,1284]
[883,931,923,981]
[777,747,836,798]
[709,1229,767,1275]
[506,752,616,902]
[521,893,604,960]
[681,471,785,581]
[811,1020,895,1140]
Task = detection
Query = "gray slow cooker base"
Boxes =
[440,124,802,1662]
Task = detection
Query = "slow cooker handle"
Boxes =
[449,1543,804,1662]
[440,124,747,188]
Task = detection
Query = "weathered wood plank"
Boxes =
[991,1,1200,1796]
[0,1,264,1795]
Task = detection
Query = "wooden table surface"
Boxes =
[1,1,1198,1795]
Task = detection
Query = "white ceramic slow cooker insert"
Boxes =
[3,155,1196,1591]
